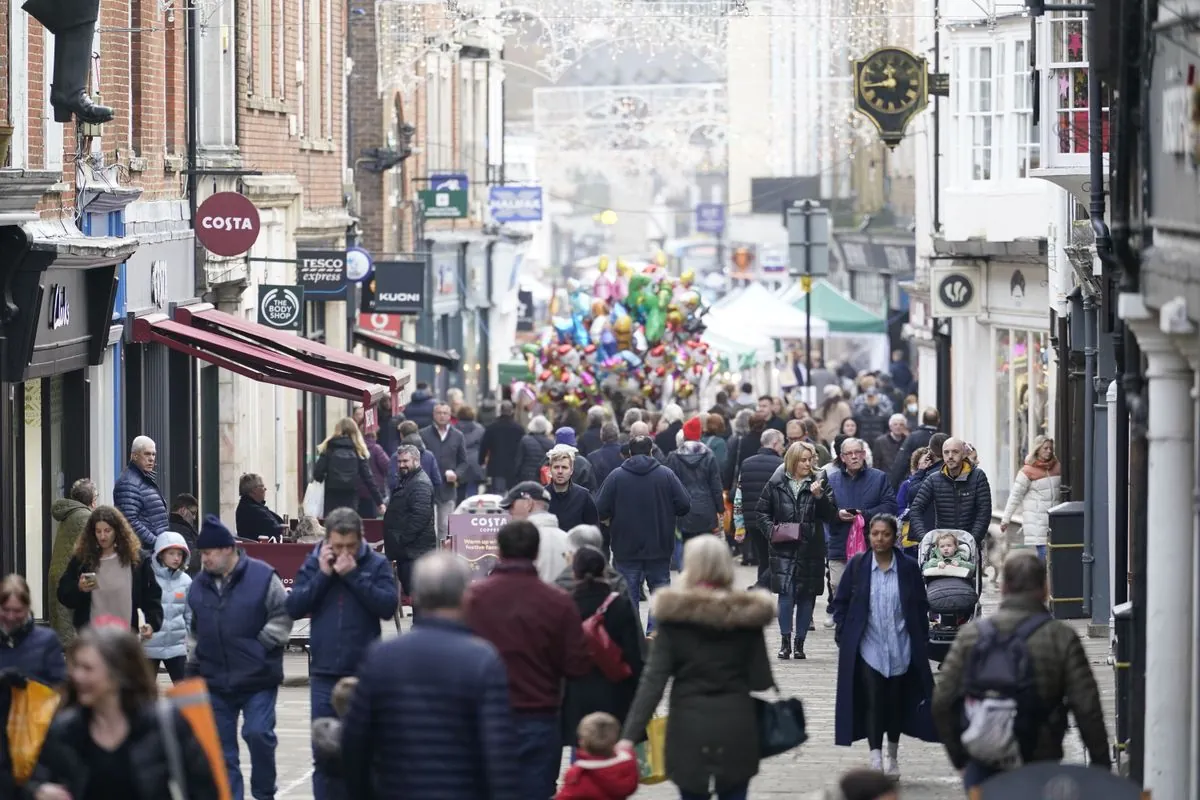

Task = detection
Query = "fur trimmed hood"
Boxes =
[651,586,775,629]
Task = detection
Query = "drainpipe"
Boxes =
[1081,287,1097,619]
[1118,293,1195,799]
[186,0,201,294]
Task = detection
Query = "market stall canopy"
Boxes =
[701,315,775,362]
[782,279,887,335]
[705,282,829,340]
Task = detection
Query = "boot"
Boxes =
[793,637,806,659]
[777,637,791,660]
[50,23,113,125]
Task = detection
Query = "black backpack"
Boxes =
[959,612,1052,767]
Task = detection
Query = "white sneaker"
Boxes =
[884,756,901,777]
[823,614,836,629]
[868,750,883,771]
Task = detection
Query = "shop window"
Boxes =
[1009,38,1040,177]
[994,328,1051,507]
[1048,6,1110,155]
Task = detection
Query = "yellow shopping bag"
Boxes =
[8,679,61,785]
[635,715,668,785]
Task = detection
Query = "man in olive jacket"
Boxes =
[932,551,1111,789]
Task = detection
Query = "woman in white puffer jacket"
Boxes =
[1000,436,1061,561]
[144,530,192,682]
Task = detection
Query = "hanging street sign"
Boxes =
[258,284,305,331]
[296,250,348,299]
[695,203,725,234]
[489,186,544,223]
[430,173,469,192]
[345,246,373,282]
[194,192,261,257]
[363,260,426,314]
[418,189,469,219]
[358,312,402,337]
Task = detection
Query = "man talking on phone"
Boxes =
[822,437,896,628]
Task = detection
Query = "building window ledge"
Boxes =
[300,138,335,153]
[164,154,186,173]
[245,95,290,114]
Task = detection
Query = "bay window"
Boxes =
[1048,5,1110,155]
[965,45,994,180]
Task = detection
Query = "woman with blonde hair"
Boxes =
[1000,435,1060,560]
[314,417,385,516]
[617,535,775,799]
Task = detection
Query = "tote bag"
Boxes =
[302,480,325,519]
[635,716,668,784]
[7,679,60,785]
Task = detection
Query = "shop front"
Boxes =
[463,238,490,404]
[424,239,465,396]
[0,219,137,615]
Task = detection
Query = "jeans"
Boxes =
[210,687,279,800]
[310,676,348,800]
[514,712,561,800]
[394,557,417,632]
[614,559,671,632]
[962,760,1001,790]
[435,498,456,540]
[672,538,683,572]
[778,593,816,641]
[857,659,904,751]
[679,782,749,800]
[1036,544,1047,561]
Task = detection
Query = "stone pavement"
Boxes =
[212,566,1115,799]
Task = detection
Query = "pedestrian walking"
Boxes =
[143,531,192,683]
[27,624,219,800]
[342,551,521,799]
[56,506,163,637]
[896,447,934,557]
[401,382,436,429]
[358,428,391,520]
[420,402,469,539]
[736,428,786,586]
[579,406,607,457]
[167,492,203,574]
[757,441,839,659]
[553,525,634,602]
[235,473,285,539]
[816,386,852,445]
[908,437,992,547]
[587,422,624,487]
[665,416,724,565]
[870,414,909,475]
[479,400,526,493]
[113,435,169,552]
[466,519,592,799]
[830,513,937,776]
[0,574,66,685]
[546,446,600,531]
[886,407,941,490]
[188,515,292,800]
[702,413,729,466]
[549,428,599,491]
[310,676,357,800]
[454,405,487,500]
[556,712,639,800]
[390,420,444,493]
[501,481,573,583]
[286,508,398,800]
[514,414,556,484]
[1000,436,1061,561]
[48,478,97,643]
[932,550,1110,790]
[314,417,386,517]
[382,444,437,613]
[617,535,776,800]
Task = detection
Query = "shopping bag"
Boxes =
[756,692,807,758]
[166,678,232,800]
[7,679,61,785]
[635,716,668,785]
[302,480,325,519]
[844,514,867,559]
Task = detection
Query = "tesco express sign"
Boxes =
[194,192,262,257]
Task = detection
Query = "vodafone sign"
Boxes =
[359,312,402,337]
[194,192,261,257]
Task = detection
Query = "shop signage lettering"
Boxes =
[365,260,425,314]
[194,192,262,257]
[47,284,70,329]
[297,249,348,299]
[359,312,402,337]
[488,186,544,223]
[446,513,510,580]
[258,284,305,331]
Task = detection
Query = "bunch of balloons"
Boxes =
[518,256,715,407]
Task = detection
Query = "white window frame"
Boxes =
[1008,37,1040,178]
[957,43,996,182]
[1041,3,1109,165]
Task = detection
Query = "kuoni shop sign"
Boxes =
[445,514,509,579]
[194,192,261,257]
[297,250,348,299]
[365,260,425,314]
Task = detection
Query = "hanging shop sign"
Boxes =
[489,186,544,223]
[296,249,348,299]
[694,203,725,235]
[257,284,305,331]
[517,289,535,332]
[358,312,402,337]
[430,173,469,192]
[930,265,982,317]
[345,246,373,282]
[363,260,425,314]
[418,189,469,219]
[194,192,261,257]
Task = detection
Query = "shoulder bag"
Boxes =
[756,685,808,758]
[582,592,633,681]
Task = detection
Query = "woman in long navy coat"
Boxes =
[830,513,937,773]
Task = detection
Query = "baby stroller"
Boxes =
[917,529,982,663]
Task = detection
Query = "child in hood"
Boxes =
[312,675,358,800]
[144,531,192,683]
[556,712,638,800]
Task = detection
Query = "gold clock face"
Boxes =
[857,50,923,115]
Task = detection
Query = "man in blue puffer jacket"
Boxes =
[286,507,399,800]
[113,435,170,552]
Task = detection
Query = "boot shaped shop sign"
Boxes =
[194,192,262,257]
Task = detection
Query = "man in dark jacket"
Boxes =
[235,473,284,542]
[594,436,690,625]
[853,387,890,443]
[113,435,169,551]
[908,437,993,546]
[887,407,941,489]
[664,416,723,552]
[465,520,591,800]
[420,403,469,540]
[343,551,521,800]
[933,551,1110,789]
[383,445,436,612]
[402,382,436,429]
[578,406,606,456]
[188,515,292,800]
[286,508,399,800]
[546,427,598,491]
[479,400,525,493]
[871,413,910,475]
[758,395,787,433]
[167,493,202,575]
[545,446,598,531]
[588,422,623,487]
[736,428,786,587]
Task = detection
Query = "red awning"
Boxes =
[174,304,408,406]
[131,314,387,408]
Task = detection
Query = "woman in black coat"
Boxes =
[756,441,840,660]
[28,624,219,800]
[512,415,555,484]
[313,417,385,516]
[560,548,643,751]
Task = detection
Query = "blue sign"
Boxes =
[430,173,469,192]
[489,186,544,223]
[695,203,725,234]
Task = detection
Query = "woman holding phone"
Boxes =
[57,506,163,636]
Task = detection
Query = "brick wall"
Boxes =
[346,0,384,253]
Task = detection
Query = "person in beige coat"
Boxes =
[817,386,853,445]
[1000,436,1061,561]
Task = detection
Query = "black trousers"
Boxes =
[150,655,188,683]
[858,658,904,750]
[750,528,770,586]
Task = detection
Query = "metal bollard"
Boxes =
[1112,601,1134,770]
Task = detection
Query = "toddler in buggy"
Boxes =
[918,529,981,663]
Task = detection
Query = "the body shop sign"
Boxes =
[194,192,261,257]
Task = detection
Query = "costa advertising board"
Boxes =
[194,192,262,257]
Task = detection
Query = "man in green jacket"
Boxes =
[932,550,1111,789]
[47,478,98,644]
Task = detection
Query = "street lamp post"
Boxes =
[787,200,829,387]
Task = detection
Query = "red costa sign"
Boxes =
[359,312,402,337]
[195,192,261,257]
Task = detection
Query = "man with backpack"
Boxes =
[931,550,1110,789]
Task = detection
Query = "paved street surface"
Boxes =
[199,565,1116,799]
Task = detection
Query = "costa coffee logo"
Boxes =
[194,192,262,257]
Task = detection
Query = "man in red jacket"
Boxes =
[466,519,592,799]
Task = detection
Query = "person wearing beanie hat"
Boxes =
[682,416,703,442]
[542,434,598,493]
[188,514,293,799]
[664,424,724,566]
[555,427,578,447]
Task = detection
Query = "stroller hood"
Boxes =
[917,528,978,570]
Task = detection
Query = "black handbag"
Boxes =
[756,689,807,758]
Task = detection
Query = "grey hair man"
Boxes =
[552,525,634,604]
[341,549,523,798]
[113,434,169,551]
[626,421,665,462]
[620,408,643,432]
[870,413,911,475]
[588,422,624,486]
[235,471,285,542]
[580,405,608,456]
[420,402,469,540]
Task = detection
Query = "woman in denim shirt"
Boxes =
[830,514,937,777]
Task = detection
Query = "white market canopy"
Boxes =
[704,282,829,341]
[701,316,775,361]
